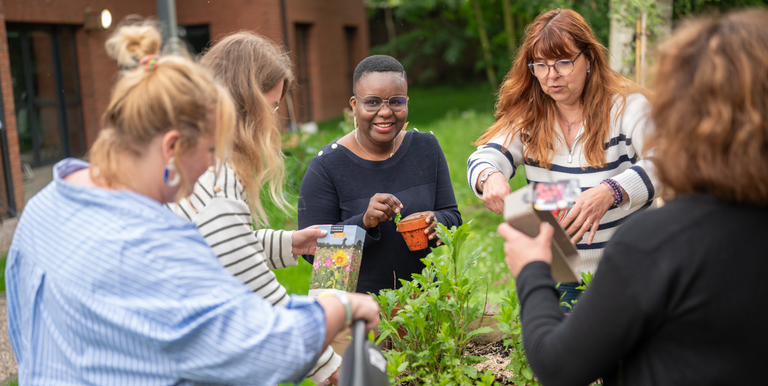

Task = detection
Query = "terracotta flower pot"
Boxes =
[396,214,430,251]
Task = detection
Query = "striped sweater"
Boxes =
[467,93,660,274]
[168,163,341,383]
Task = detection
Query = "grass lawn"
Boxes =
[0,252,6,293]
[269,83,526,308]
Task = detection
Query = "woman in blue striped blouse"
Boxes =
[467,9,659,310]
[5,21,379,386]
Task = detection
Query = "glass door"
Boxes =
[8,23,85,167]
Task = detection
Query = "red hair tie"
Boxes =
[139,54,159,71]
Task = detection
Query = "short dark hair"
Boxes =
[352,55,407,94]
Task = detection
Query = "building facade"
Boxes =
[0,0,369,215]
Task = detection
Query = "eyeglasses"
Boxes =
[354,94,409,113]
[528,51,584,79]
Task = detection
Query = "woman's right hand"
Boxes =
[363,193,403,229]
[479,170,510,215]
[347,293,381,332]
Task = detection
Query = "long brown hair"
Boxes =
[95,21,234,201]
[199,32,295,227]
[476,8,645,169]
[647,9,768,206]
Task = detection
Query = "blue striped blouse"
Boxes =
[6,158,326,385]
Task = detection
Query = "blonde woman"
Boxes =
[5,22,379,385]
[167,32,343,384]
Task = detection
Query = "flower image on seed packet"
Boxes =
[533,180,580,212]
[308,225,366,296]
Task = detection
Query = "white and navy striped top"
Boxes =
[167,162,341,382]
[6,158,326,385]
[467,93,660,274]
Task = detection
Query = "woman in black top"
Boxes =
[298,55,461,295]
[498,9,768,386]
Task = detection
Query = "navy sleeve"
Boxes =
[298,155,381,264]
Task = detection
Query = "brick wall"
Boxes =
[0,0,368,212]
[0,4,23,213]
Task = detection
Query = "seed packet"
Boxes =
[308,225,366,296]
[532,180,580,212]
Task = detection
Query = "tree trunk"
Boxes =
[501,0,517,58]
[470,0,497,88]
[384,6,397,55]
[609,1,634,76]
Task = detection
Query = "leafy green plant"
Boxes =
[559,271,596,311]
[394,211,402,225]
[494,288,539,386]
[374,221,493,385]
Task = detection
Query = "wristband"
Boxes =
[318,290,352,326]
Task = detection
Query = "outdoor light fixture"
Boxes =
[101,10,112,29]
[84,7,112,31]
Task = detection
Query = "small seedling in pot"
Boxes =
[394,211,402,225]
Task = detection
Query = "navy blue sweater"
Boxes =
[298,131,462,295]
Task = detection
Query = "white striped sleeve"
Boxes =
[467,133,522,198]
[195,197,290,307]
[609,94,660,210]
[255,229,298,269]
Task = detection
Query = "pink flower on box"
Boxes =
[324,257,333,267]
[313,259,321,271]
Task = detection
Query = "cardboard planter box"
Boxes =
[503,182,582,283]
[308,225,366,296]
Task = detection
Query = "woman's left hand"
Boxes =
[560,184,615,245]
[402,211,441,246]
[291,225,328,255]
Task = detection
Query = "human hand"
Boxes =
[560,184,614,244]
[498,222,554,278]
[363,193,403,229]
[291,225,328,256]
[325,368,340,386]
[347,293,380,332]
[479,169,510,215]
[402,211,442,246]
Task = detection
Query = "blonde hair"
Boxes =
[647,9,768,206]
[476,8,647,169]
[199,31,295,226]
[93,21,235,201]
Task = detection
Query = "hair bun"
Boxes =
[105,21,162,69]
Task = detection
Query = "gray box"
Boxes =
[503,183,582,283]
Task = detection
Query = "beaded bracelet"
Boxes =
[601,179,623,206]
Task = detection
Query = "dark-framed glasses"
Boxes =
[354,94,409,113]
[528,51,584,79]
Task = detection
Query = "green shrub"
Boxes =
[375,222,496,385]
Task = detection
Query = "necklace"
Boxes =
[557,109,583,134]
[354,129,399,160]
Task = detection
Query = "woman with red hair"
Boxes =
[467,9,658,309]
[499,9,768,385]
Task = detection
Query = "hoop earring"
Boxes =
[164,156,180,187]
[354,116,358,130]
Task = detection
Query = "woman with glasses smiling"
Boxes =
[467,8,659,311]
[298,54,462,301]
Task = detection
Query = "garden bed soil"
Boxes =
[465,340,516,385]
